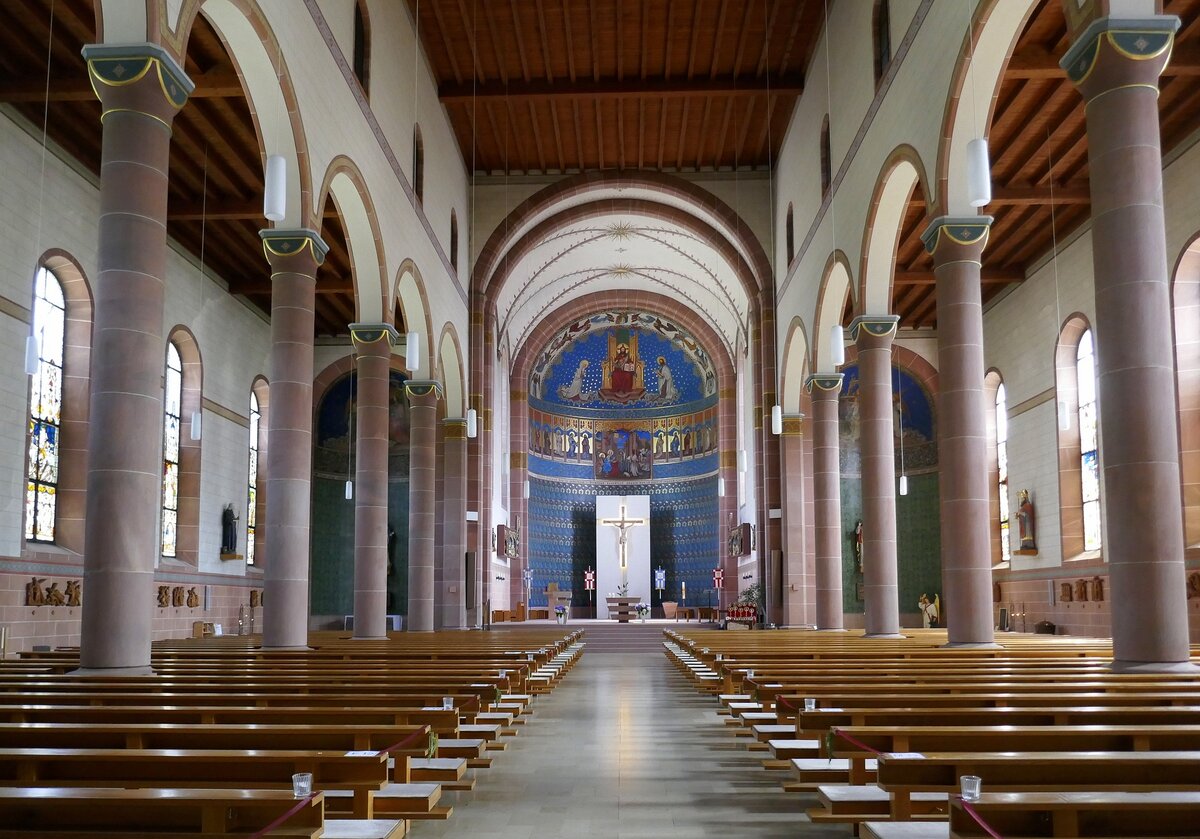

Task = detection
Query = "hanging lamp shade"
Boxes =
[718,477,726,497]
[466,408,478,438]
[24,334,39,376]
[344,479,354,500]
[405,332,420,372]
[1058,399,1071,431]
[899,474,909,496]
[523,480,531,499]
[264,154,287,222]
[770,404,782,436]
[829,324,845,368]
[966,138,992,208]
[190,410,202,441]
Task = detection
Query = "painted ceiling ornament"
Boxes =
[605,221,637,241]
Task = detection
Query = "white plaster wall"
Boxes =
[0,109,270,571]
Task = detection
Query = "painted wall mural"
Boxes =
[838,364,937,475]
[526,310,721,608]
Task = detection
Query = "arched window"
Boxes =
[353,0,370,93]
[450,210,459,271]
[820,115,831,197]
[26,266,65,543]
[161,342,183,558]
[996,381,1009,563]
[246,391,261,565]
[1077,329,1101,551]
[412,125,425,206]
[873,0,892,84]
[785,204,795,266]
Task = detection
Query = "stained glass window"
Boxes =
[996,382,1009,563]
[246,391,260,565]
[1077,329,1101,552]
[26,267,65,542]
[161,342,182,557]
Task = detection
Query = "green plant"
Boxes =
[737,582,763,608]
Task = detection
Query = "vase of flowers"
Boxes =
[554,605,567,624]
[635,602,650,622]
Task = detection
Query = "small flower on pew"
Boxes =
[635,603,651,617]
[554,605,566,615]
[427,730,439,759]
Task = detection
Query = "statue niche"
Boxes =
[599,331,644,403]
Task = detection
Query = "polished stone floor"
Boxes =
[411,642,839,838]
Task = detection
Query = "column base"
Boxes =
[815,627,849,632]
[1110,659,1200,674]
[68,665,155,677]
[942,642,1003,650]
[863,632,906,639]
[351,635,388,641]
[258,645,314,651]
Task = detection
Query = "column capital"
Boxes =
[805,373,844,396]
[780,414,805,437]
[349,323,400,351]
[404,380,444,401]
[849,314,899,345]
[442,419,469,439]
[82,43,193,123]
[921,216,994,263]
[1061,16,1179,100]
[259,228,329,268]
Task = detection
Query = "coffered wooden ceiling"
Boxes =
[406,0,826,173]
[0,0,356,337]
[890,0,1200,330]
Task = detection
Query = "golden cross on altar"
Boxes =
[599,499,648,581]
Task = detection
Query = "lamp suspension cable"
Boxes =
[28,0,56,376]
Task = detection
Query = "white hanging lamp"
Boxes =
[466,408,478,438]
[770,404,782,436]
[966,138,991,208]
[829,324,845,368]
[405,332,420,372]
[264,154,287,222]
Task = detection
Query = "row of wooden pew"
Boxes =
[0,628,585,837]
[664,628,1200,838]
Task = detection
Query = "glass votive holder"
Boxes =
[804,697,817,712]
[292,772,313,798]
[746,669,754,679]
[498,669,507,680]
[442,696,454,710]
[960,774,982,801]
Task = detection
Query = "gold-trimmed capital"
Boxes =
[849,314,899,344]
[921,216,993,261]
[442,418,468,439]
[781,414,805,437]
[404,380,444,401]
[1061,16,1179,98]
[350,322,400,350]
[82,43,193,124]
[805,373,844,395]
[260,228,330,267]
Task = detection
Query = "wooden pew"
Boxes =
[0,786,326,837]
[945,790,1200,838]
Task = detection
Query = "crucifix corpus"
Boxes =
[599,499,648,587]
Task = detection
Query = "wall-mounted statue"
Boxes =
[1017,489,1036,551]
[1074,579,1089,603]
[186,587,199,608]
[220,504,238,554]
[1060,582,1073,603]
[853,521,864,574]
[1090,576,1104,602]
[918,593,941,628]
[250,590,261,608]
[24,577,46,607]
[65,580,81,607]
[157,586,170,608]
[1187,573,1200,600]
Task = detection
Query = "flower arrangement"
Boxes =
[554,605,566,615]
[635,602,651,618]
[616,582,630,596]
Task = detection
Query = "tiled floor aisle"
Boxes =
[411,647,841,838]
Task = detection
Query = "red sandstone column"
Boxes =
[441,419,468,629]
[77,45,192,672]
[780,414,809,626]
[406,381,442,631]
[806,374,845,630]
[349,324,397,639]
[852,316,903,638]
[260,230,328,648]
[1061,14,1191,669]
[923,218,997,646]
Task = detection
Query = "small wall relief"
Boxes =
[1059,582,1073,603]
[171,587,185,607]
[1074,579,1089,603]
[186,587,199,608]
[24,577,83,608]
[1187,573,1200,600]
[157,586,170,608]
[250,590,262,608]
[1090,576,1104,603]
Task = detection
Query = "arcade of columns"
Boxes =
[76,11,1193,672]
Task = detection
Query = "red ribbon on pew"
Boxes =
[958,796,1004,839]
[776,696,797,711]
[248,793,316,839]
[830,727,883,756]
[380,726,431,755]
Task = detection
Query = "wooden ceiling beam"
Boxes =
[430,1,465,86]
[1006,43,1200,78]
[454,0,487,82]
[893,269,1024,286]
[439,73,803,103]
[0,69,243,103]
[509,0,532,83]
[988,185,1090,206]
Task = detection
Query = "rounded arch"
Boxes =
[984,366,1006,565]
[1172,232,1200,549]
[170,0,314,228]
[812,250,855,374]
[164,324,203,566]
[1054,311,1096,561]
[437,322,466,416]
[316,155,388,324]
[859,144,931,316]
[935,0,1040,216]
[780,316,810,414]
[393,259,433,378]
[352,0,371,93]
[247,373,270,567]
